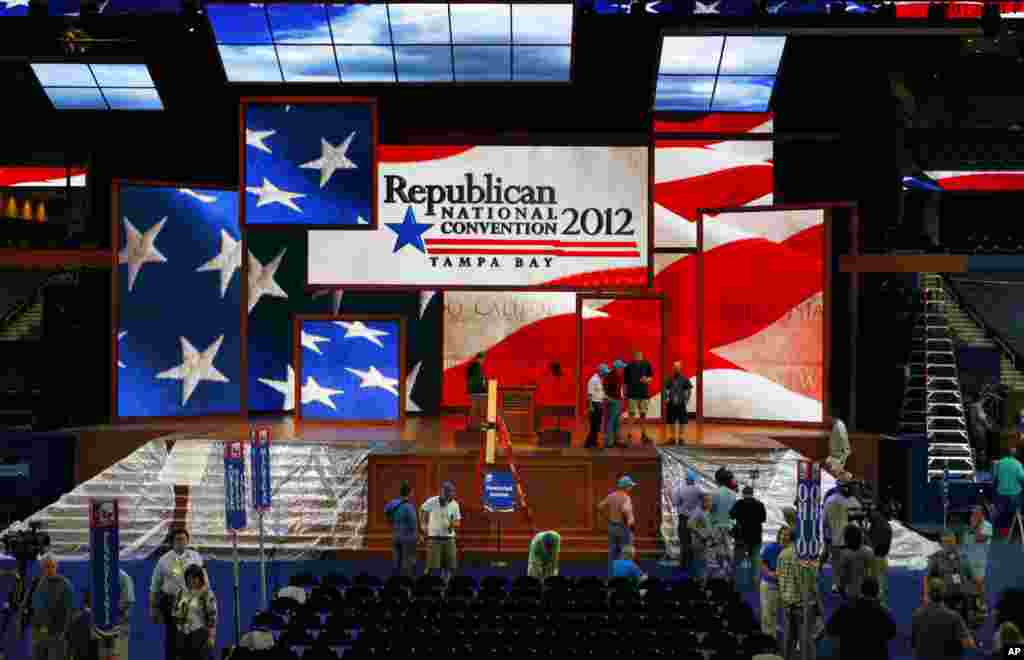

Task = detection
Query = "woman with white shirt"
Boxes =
[173,564,217,660]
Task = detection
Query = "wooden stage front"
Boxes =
[66,414,884,558]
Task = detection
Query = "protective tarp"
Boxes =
[186,442,371,561]
[0,440,174,559]
[658,446,940,569]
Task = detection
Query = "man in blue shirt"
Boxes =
[386,481,419,577]
[611,544,646,589]
[993,447,1024,540]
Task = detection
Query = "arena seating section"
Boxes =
[231,574,778,660]
[946,275,1024,366]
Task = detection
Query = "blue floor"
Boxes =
[3,549,1023,659]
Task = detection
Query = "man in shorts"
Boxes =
[420,481,461,586]
[624,351,654,444]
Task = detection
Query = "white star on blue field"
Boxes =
[244,103,374,226]
[116,185,241,416]
[299,320,401,421]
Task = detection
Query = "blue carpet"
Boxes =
[3,549,1023,659]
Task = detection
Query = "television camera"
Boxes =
[0,522,51,643]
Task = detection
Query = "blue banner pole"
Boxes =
[89,499,120,660]
[224,440,247,646]
[250,427,272,611]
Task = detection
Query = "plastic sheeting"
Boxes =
[187,442,371,561]
[658,446,940,570]
[1,439,175,559]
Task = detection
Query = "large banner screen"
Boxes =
[701,207,825,423]
[308,145,648,289]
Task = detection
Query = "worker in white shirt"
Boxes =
[585,364,609,449]
[420,481,461,587]
[149,529,205,660]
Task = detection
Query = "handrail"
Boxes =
[941,275,1018,369]
[0,269,76,330]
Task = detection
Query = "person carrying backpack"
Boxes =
[385,481,419,577]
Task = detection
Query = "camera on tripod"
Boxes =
[1,521,50,562]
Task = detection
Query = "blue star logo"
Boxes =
[385,206,433,254]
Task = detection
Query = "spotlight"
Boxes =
[876,1,896,18]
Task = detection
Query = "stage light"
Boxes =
[877,1,896,18]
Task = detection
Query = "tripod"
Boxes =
[1010,510,1024,545]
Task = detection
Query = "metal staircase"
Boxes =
[902,274,975,481]
[0,298,43,341]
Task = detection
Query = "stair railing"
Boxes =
[0,269,77,334]
[941,275,1017,369]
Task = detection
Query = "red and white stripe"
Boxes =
[423,238,641,258]
[0,167,86,188]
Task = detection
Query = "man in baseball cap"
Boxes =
[598,474,638,575]
[585,364,611,449]
[603,361,627,448]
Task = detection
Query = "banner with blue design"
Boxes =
[482,471,517,513]
[250,428,272,511]
[795,461,822,561]
[89,499,120,633]
[224,441,247,530]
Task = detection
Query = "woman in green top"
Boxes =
[527,531,561,580]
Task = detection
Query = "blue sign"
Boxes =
[482,471,516,513]
[795,461,822,561]
[224,441,247,530]
[89,499,120,633]
[250,428,272,511]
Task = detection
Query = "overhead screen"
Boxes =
[30,63,163,111]
[308,145,649,289]
[655,35,785,113]
[297,318,402,422]
[591,0,1024,17]
[700,207,825,423]
[116,185,242,417]
[208,2,573,83]
[243,100,376,226]
[655,137,774,249]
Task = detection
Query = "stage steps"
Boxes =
[184,443,372,561]
[8,441,175,558]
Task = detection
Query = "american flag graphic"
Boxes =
[922,171,1024,191]
[0,166,87,187]
[440,114,823,422]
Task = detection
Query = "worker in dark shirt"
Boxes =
[623,351,654,444]
[603,360,626,449]
[826,576,896,660]
[386,480,419,577]
[912,578,976,660]
[868,508,893,606]
[466,352,487,430]
[730,486,767,588]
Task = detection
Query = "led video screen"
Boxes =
[297,318,403,422]
[308,145,649,289]
[242,99,377,227]
[208,2,572,83]
[246,231,439,414]
[30,63,163,111]
[1,0,28,16]
[442,291,578,408]
[655,36,786,113]
[655,138,773,249]
[923,171,1024,191]
[700,207,825,423]
[0,166,87,187]
[115,185,241,417]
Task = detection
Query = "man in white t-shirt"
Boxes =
[420,481,461,586]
